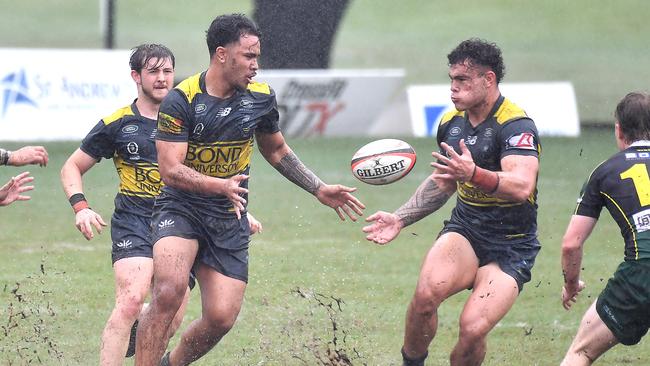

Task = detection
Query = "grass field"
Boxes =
[2,128,649,365]
[2,0,650,122]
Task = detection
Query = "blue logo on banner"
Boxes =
[424,105,446,136]
[1,69,37,117]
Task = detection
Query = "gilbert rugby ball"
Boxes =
[350,139,416,185]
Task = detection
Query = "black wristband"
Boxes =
[69,193,87,206]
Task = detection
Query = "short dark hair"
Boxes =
[129,44,175,72]
[206,13,262,58]
[615,92,650,142]
[447,38,505,83]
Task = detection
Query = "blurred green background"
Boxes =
[2,0,649,123]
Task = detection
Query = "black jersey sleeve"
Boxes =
[156,89,193,142]
[499,118,540,159]
[574,167,605,219]
[80,120,117,160]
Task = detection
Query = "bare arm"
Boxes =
[394,175,454,227]
[60,149,107,240]
[256,131,364,221]
[432,140,539,202]
[561,215,597,309]
[256,131,322,194]
[156,139,249,218]
[60,149,97,198]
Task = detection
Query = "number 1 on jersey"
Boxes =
[621,163,650,206]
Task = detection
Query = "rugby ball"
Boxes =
[350,139,416,185]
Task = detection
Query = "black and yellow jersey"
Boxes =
[575,142,650,261]
[156,71,280,218]
[80,101,161,217]
[436,95,541,241]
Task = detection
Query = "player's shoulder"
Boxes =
[439,109,464,126]
[245,82,276,102]
[102,104,135,125]
[494,98,530,125]
[174,72,203,103]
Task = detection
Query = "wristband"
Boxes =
[470,166,499,194]
[69,193,90,214]
[0,149,9,166]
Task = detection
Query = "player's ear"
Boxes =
[131,69,141,85]
[215,46,227,63]
[484,70,496,86]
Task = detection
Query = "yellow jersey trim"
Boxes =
[247,82,271,95]
[103,105,134,125]
[176,73,203,103]
[495,99,528,124]
[439,110,464,126]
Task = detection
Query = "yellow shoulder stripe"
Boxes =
[247,82,271,94]
[102,105,134,125]
[176,73,203,103]
[439,109,463,126]
[495,98,528,124]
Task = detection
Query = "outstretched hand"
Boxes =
[8,146,49,167]
[431,140,475,182]
[75,208,107,240]
[362,211,402,245]
[0,172,34,206]
[562,280,586,310]
[315,184,365,221]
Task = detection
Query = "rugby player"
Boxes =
[363,38,541,366]
[0,172,34,206]
[561,92,650,365]
[135,13,364,366]
[60,44,191,365]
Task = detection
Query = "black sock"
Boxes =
[402,347,428,366]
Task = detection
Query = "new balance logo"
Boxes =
[116,239,133,248]
[158,219,175,229]
[217,107,232,117]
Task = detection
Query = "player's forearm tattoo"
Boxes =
[394,178,452,227]
[274,152,323,195]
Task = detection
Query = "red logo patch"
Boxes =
[507,132,536,150]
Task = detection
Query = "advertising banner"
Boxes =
[256,69,404,137]
[407,82,580,137]
[0,48,135,141]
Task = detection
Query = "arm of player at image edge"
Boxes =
[362,172,455,245]
[0,172,34,207]
[561,215,597,310]
[255,131,365,221]
[60,149,108,240]
[155,139,249,219]
[247,212,263,234]
[0,146,49,167]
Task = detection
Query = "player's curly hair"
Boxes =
[616,92,650,142]
[447,38,505,83]
[206,13,262,58]
[129,44,175,73]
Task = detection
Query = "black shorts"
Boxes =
[111,211,153,264]
[439,221,540,292]
[151,198,251,283]
[596,260,650,346]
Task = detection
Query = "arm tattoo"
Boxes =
[274,152,323,195]
[394,178,453,227]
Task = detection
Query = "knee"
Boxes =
[151,282,186,313]
[411,286,444,317]
[457,318,490,343]
[204,309,239,335]
[114,294,147,322]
